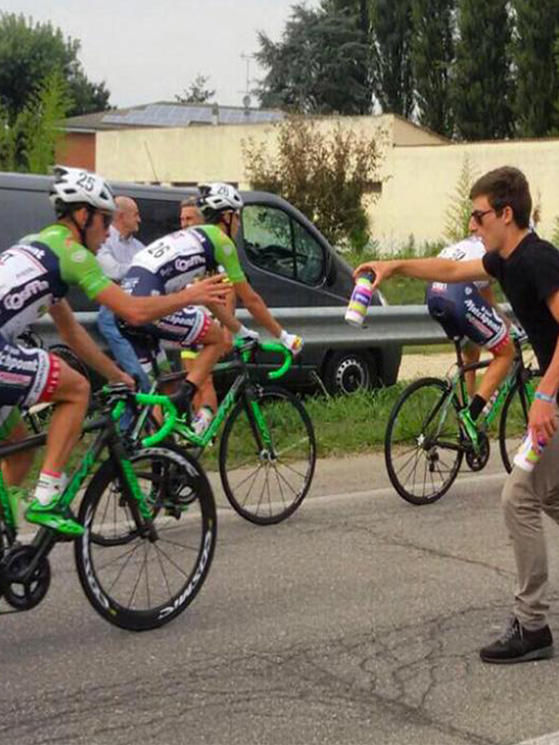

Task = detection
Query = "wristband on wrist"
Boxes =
[535,391,556,404]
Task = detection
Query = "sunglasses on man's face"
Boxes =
[470,208,495,226]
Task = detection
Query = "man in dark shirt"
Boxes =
[355,166,559,664]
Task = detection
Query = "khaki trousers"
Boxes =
[502,430,559,630]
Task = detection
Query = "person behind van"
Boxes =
[120,182,302,426]
[96,196,151,393]
[426,235,515,441]
[0,166,230,536]
[180,197,204,230]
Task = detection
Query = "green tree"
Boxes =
[255,4,373,115]
[410,0,454,137]
[443,156,478,243]
[513,0,559,137]
[452,0,513,140]
[369,0,414,117]
[242,117,384,252]
[22,69,73,173]
[175,74,215,104]
[0,12,109,122]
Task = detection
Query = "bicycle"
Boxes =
[384,332,540,505]
[128,338,317,525]
[0,385,216,630]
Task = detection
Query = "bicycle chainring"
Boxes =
[0,545,51,611]
[465,431,490,472]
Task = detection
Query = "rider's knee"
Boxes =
[492,336,515,361]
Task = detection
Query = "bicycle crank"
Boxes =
[465,431,490,472]
[0,545,51,611]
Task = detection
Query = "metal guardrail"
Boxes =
[32,304,513,349]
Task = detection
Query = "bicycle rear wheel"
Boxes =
[499,376,536,473]
[385,377,464,505]
[219,385,316,524]
[75,445,216,631]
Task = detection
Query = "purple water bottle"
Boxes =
[345,271,375,327]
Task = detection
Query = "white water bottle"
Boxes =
[513,432,546,472]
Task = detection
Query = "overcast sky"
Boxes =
[2,0,320,109]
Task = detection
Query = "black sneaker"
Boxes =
[480,616,554,664]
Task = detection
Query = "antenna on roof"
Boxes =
[240,52,253,109]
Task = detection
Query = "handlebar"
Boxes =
[99,385,178,447]
[233,339,293,380]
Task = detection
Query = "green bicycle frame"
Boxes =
[129,340,292,452]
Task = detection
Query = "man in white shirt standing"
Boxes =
[97,196,150,391]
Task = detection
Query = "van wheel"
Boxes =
[322,351,378,395]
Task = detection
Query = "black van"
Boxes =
[0,172,401,393]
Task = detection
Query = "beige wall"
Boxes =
[96,114,440,188]
[373,139,559,250]
[96,115,559,252]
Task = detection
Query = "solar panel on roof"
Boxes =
[101,103,284,128]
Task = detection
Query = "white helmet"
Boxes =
[49,165,116,213]
[197,182,243,221]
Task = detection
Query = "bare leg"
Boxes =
[41,361,90,474]
[476,338,515,403]
[462,343,481,399]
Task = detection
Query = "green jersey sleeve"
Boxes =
[201,225,246,283]
[59,241,112,299]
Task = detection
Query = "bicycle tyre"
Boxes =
[499,376,535,473]
[219,385,316,525]
[75,444,216,631]
[385,377,464,505]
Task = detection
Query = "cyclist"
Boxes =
[0,166,230,536]
[425,235,515,439]
[120,182,302,428]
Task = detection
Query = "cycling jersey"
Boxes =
[120,225,242,377]
[0,224,111,438]
[0,224,111,342]
[126,225,246,292]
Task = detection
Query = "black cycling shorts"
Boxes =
[426,282,509,352]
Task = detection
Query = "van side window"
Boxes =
[242,205,324,285]
[292,219,324,285]
[134,198,181,245]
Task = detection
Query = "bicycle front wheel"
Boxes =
[75,445,216,631]
[385,377,463,505]
[219,385,316,525]
[499,376,536,473]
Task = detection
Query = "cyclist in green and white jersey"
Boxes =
[120,183,303,431]
[0,166,230,535]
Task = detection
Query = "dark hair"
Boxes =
[469,167,532,229]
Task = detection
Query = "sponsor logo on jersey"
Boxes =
[22,245,46,261]
[0,351,38,373]
[70,249,88,263]
[3,280,49,311]
[0,370,32,386]
[464,298,502,334]
[175,255,205,273]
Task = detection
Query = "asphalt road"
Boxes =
[2,450,559,745]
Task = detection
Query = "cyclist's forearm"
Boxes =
[60,323,123,381]
[244,295,282,337]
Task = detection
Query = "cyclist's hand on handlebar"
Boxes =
[234,324,259,342]
[279,330,303,356]
[182,274,232,307]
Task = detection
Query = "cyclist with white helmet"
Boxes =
[0,166,230,535]
[120,182,303,429]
